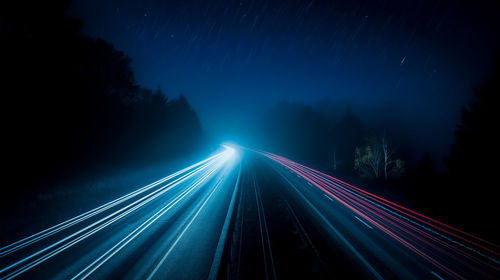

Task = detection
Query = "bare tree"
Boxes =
[381,134,391,180]
[381,133,405,180]
[354,136,383,178]
[354,134,404,180]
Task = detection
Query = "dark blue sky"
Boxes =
[69,0,498,158]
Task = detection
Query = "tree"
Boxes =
[381,133,405,180]
[1,2,204,197]
[442,54,500,243]
[446,54,499,184]
[354,136,382,178]
[354,134,404,180]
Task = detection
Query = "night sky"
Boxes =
[69,0,499,158]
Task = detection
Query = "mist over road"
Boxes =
[1,146,498,279]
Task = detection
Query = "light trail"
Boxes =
[6,145,495,279]
[73,157,228,280]
[146,162,234,280]
[0,147,236,279]
[0,151,225,258]
[146,147,238,279]
[294,156,500,252]
[0,157,220,278]
[276,154,500,264]
[261,151,500,279]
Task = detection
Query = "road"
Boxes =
[216,150,499,279]
[1,146,499,279]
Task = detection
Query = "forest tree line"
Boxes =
[1,1,204,196]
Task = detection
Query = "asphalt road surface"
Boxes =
[1,146,499,279]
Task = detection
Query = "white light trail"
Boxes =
[0,151,225,257]
[0,147,234,280]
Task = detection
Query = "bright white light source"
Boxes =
[223,145,235,154]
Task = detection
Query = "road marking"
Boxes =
[323,194,333,201]
[307,182,313,186]
[354,216,373,229]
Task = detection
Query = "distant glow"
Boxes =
[221,144,234,153]
[222,142,241,160]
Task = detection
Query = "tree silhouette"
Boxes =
[446,55,499,186]
[443,53,500,241]
[1,2,204,197]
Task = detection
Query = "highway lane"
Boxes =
[218,155,338,279]
[0,146,241,279]
[2,145,499,279]
[217,150,500,279]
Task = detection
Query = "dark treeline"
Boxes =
[440,54,500,241]
[254,56,500,241]
[256,102,404,182]
[1,2,204,198]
